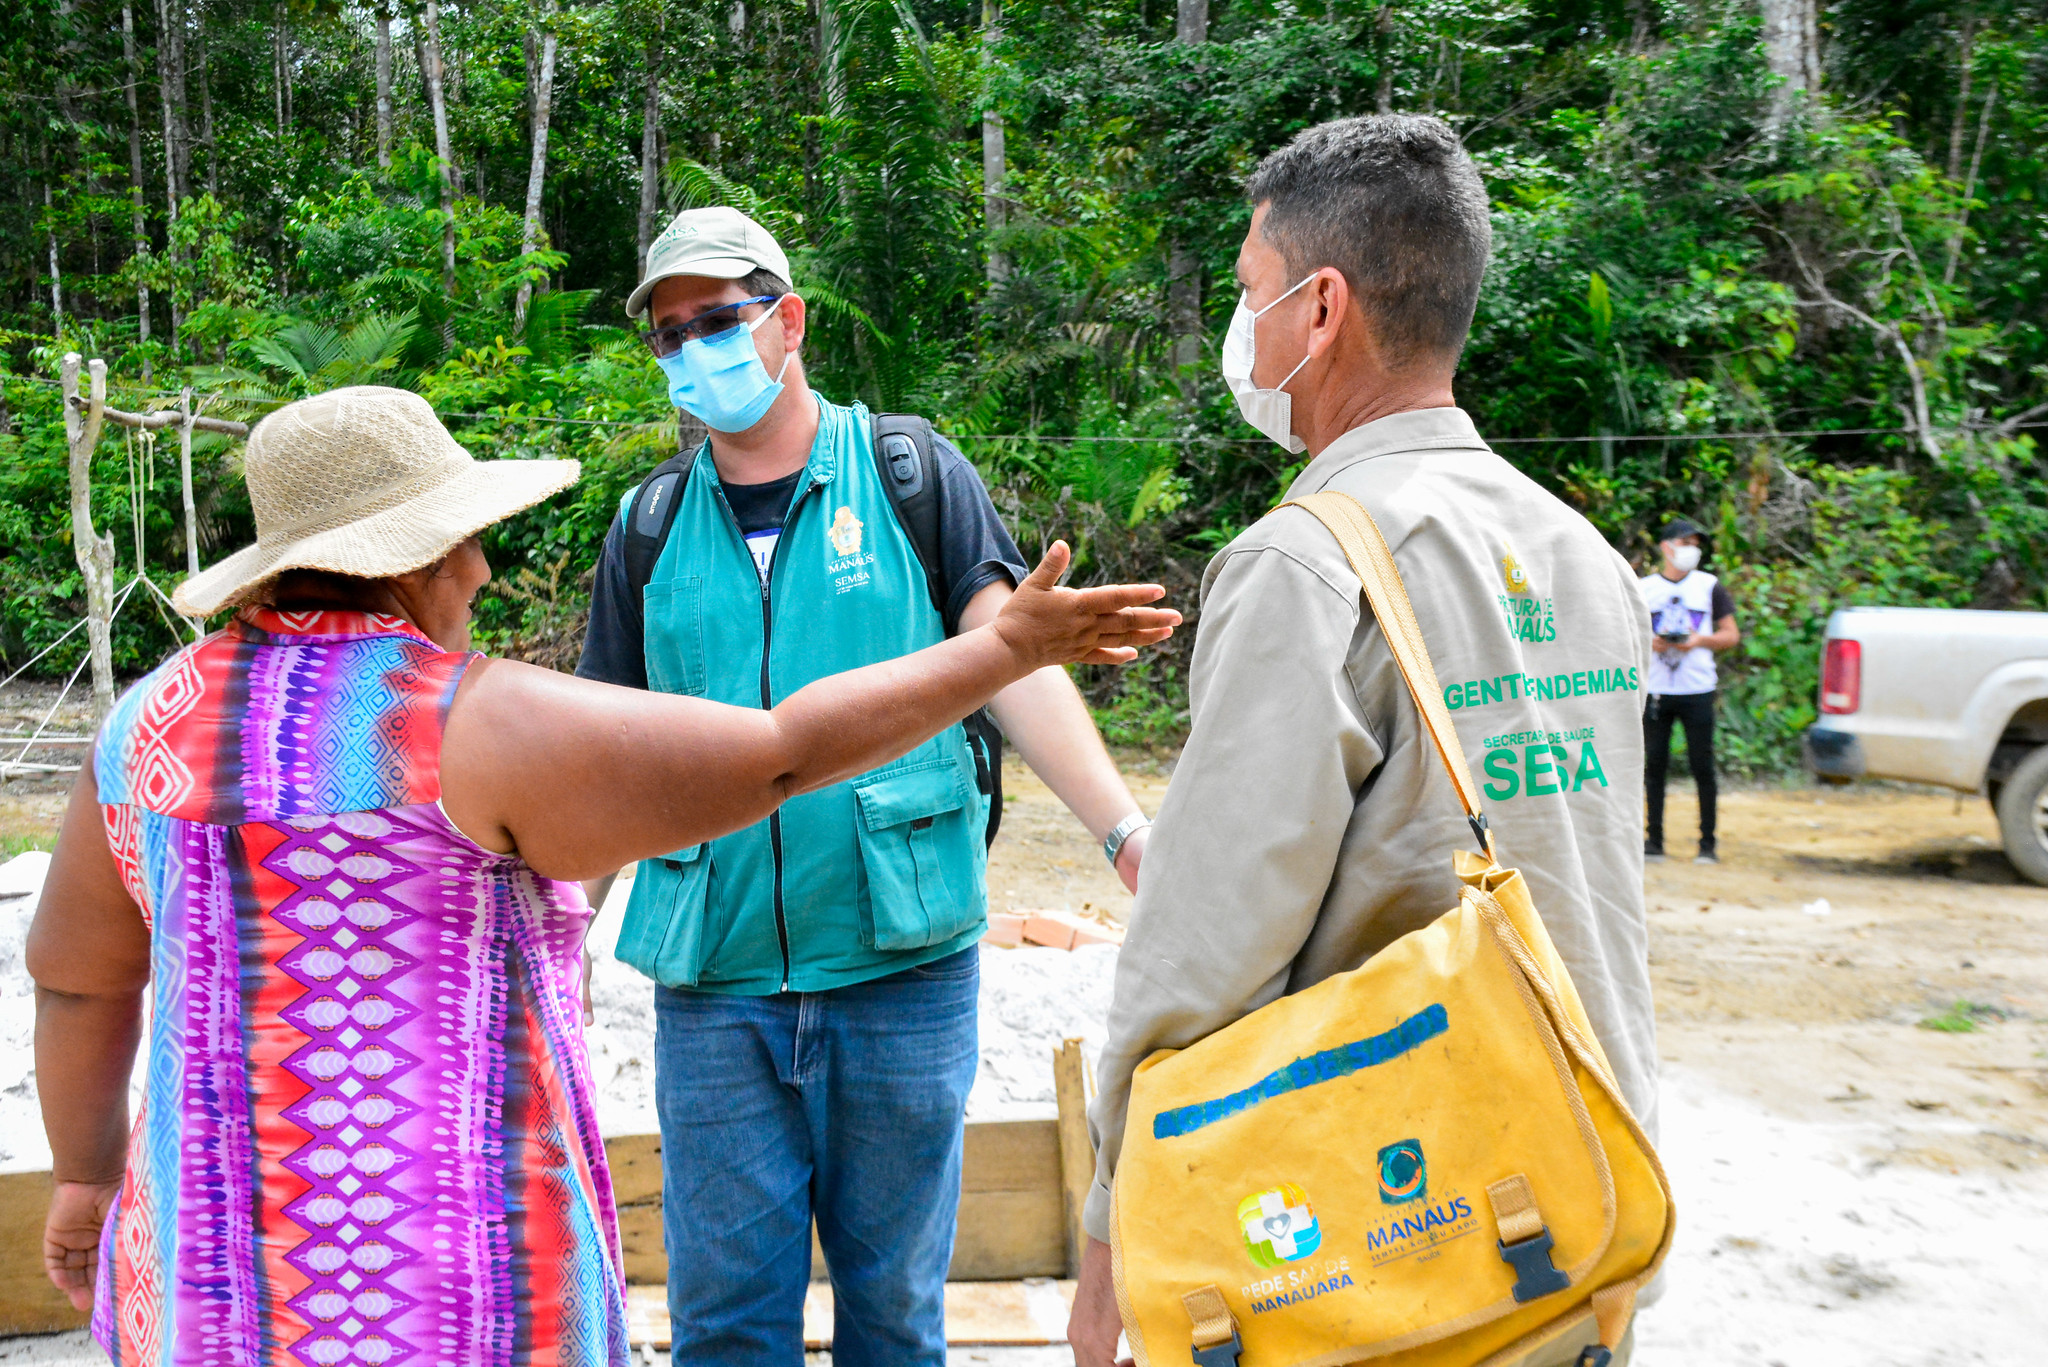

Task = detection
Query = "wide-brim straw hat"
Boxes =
[173,385,579,617]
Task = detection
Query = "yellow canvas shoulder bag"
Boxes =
[1109,491,1673,1367]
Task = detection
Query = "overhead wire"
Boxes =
[14,373,2046,446]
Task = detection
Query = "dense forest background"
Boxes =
[2,0,2045,770]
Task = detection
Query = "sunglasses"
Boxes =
[641,295,782,358]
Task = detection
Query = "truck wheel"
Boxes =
[1994,746,2048,886]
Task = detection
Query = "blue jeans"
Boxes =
[653,946,980,1367]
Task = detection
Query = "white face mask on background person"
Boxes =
[1220,273,1320,454]
[1666,542,1702,573]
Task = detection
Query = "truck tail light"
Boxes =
[1821,638,1861,714]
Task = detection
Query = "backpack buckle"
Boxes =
[1181,1286,1241,1367]
[1497,1226,1571,1302]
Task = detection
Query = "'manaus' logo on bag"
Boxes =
[1238,1185,1322,1267]
[1378,1139,1426,1204]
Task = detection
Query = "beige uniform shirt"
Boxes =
[1083,406,1656,1242]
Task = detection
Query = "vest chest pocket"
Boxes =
[642,576,706,696]
[854,764,980,951]
[614,843,721,986]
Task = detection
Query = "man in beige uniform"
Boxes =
[1067,114,1657,1364]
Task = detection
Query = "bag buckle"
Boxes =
[1182,1285,1241,1367]
[1191,1328,1242,1367]
[1497,1226,1572,1302]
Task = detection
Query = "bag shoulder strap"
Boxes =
[1285,490,1494,857]
[622,449,699,597]
[870,412,947,617]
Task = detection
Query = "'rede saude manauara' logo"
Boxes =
[1238,1184,1321,1267]
[1237,1185,1357,1315]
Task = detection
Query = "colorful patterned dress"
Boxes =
[90,607,630,1366]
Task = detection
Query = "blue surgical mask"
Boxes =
[655,298,793,433]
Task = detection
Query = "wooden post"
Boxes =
[178,386,199,576]
[60,354,117,726]
[1053,1037,1094,1276]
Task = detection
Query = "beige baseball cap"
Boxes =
[626,206,794,321]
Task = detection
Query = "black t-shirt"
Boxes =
[575,433,1030,691]
[722,469,804,581]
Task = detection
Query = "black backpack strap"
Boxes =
[870,412,1004,848]
[870,413,946,617]
[623,449,699,599]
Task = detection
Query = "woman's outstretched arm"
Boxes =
[442,542,1178,881]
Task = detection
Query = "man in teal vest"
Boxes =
[576,207,1157,1366]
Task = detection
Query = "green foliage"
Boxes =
[1917,1000,2004,1034]
[3,0,2048,771]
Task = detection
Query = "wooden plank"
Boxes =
[952,1119,1065,1280]
[605,1132,668,1287]
[0,1170,91,1336]
[625,1280,1076,1349]
[1053,1038,1095,1276]
[0,1122,1067,1331]
[600,1120,1067,1287]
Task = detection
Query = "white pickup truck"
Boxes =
[1805,606,2048,884]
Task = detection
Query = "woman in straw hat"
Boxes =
[26,385,1175,1365]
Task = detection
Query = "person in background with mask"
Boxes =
[575,206,1160,1367]
[1066,115,1659,1365]
[1639,517,1740,864]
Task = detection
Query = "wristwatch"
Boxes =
[1103,813,1152,869]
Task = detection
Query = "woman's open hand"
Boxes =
[992,542,1179,670]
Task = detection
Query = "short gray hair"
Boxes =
[1244,114,1491,366]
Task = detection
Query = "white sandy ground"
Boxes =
[5,856,2044,1363]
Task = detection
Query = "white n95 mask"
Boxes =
[1220,273,1319,454]
[1668,543,1702,573]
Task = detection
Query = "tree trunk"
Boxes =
[44,184,65,341]
[982,0,1007,284]
[1626,0,1656,51]
[156,0,189,355]
[1165,0,1207,391]
[421,0,458,300]
[1944,82,1997,288]
[178,387,200,578]
[1946,17,1976,183]
[122,1,153,370]
[198,27,216,196]
[156,0,191,200]
[55,0,81,124]
[1375,3,1396,112]
[375,3,395,168]
[1759,0,1820,122]
[819,0,847,115]
[516,4,558,328]
[274,6,287,135]
[61,354,118,726]
[638,36,662,274]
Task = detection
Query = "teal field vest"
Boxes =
[614,397,991,994]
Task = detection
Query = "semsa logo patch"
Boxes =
[1378,1138,1426,1204]
[1238,1184,1321,1267]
